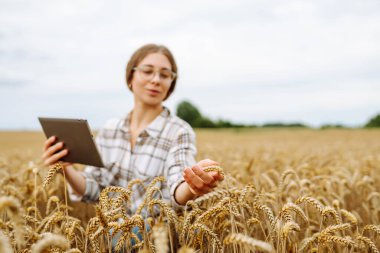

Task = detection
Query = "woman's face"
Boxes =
[130,52,174,107]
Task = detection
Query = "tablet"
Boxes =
[38,117,105,167]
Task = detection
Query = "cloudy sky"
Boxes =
[1,0,379,130]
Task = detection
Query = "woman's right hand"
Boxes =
[41,136,70,166]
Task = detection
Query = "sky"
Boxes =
[0,0,379,130]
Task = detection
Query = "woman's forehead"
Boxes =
[138,53,172,69]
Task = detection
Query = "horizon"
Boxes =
[0,105,376,132]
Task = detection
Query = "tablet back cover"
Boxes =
[38,117,104,168]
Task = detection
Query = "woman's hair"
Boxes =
[126,44,178,100]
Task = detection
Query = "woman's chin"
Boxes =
[141,98,164,107]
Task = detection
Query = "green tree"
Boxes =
[215,119,233,128]
[195,117,216,128]
[365,113,380,128]
[176,101,202,127]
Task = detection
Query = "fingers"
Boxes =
[210,171,225,181]
[42,141,64,159]
[43,136,56,152]
[44,149,68,166]
[183,167,213,195]
[197,159,224,182]
[192,165,215,185]
[197,158,219,168]
[42,139,69,166]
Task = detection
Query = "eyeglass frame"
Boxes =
[132,65,177,82]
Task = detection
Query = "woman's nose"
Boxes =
[151,72,161,83]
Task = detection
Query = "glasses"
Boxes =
[133,65,176,83]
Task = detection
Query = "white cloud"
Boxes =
[0,0,379,128]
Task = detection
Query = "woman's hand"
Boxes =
[41,136,71,167]
[183,159,224,196]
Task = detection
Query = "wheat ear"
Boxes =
[223,233,273,252]
[322,235,356,247]
[356,235,380,253]
[42,162,63,188]
[203,165,225,177]
[363,225,380,236]
[295,196,324,213]
[31,233,69,253]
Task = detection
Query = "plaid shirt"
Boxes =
[69,107,196,214]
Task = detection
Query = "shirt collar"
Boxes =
[121,107,170,138]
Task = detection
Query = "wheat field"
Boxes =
[0,129,379,252]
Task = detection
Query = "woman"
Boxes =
[41,44,223,213]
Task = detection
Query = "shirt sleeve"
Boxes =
[67,125,117,203]
[165,127,197,209]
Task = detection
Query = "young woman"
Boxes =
[41,44,223,213]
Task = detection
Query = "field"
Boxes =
[0,129,380,252]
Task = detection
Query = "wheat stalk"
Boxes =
[153,222,169,253]
[0,231,13,253]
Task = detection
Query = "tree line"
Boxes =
[175,101,380,129]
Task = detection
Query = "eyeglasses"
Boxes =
[133,65,176,83]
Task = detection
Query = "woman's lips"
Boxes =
[146,89,160,95]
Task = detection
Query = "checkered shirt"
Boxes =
[69,107,197,214]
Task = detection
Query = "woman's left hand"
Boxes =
[183,159,224,196]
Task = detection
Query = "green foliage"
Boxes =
[176,101,243,128]
[176,101,202,127]
[320,124,345,129]
[215,119,233,128]
[176,100,377,129]
[262,122,309,128]
[365,113,380,128]
[195,117,216,128]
